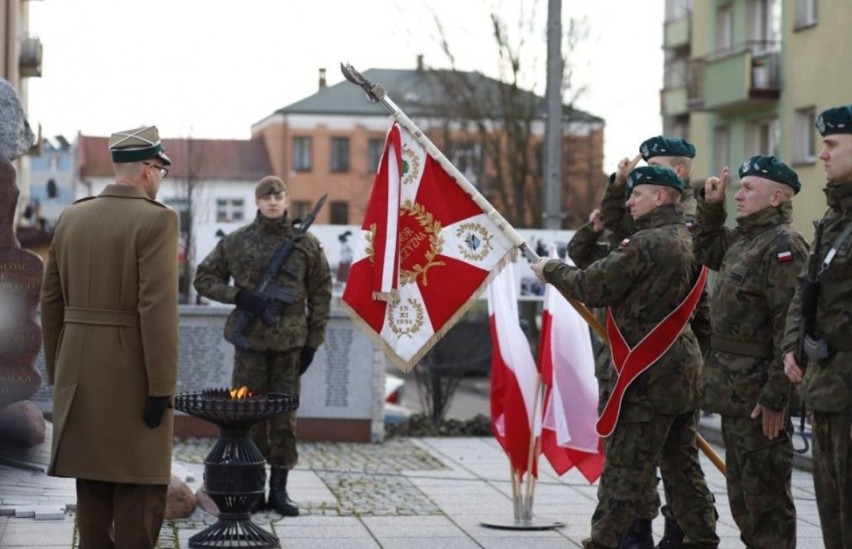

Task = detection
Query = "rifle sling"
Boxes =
[818,221,852,277]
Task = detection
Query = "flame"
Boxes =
[229,386,252,400]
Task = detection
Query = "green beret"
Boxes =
[255,175,287,198]
[816,105,852,136]
[738,155,801,194]
[639,136,696,160]
[108,125,171,165]
[627,165,683,193]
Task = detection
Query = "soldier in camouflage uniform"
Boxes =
[532,166,719,549]
[596,136,707,549]
[194,176,332,516]
[601,136,699,243]
[694,155,807,548]
[783,105,852,549]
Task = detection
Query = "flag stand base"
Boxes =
[479,516,565,530]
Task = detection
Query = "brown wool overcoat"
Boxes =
[41,184,179,485]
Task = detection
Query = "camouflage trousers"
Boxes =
[811,412,852,549]
[720,415,795,548]
[597,356,662,523]
[584,408,718,549]
[233,347,301,468]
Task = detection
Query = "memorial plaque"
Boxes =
[0,156,43,411]
[174,306,385,441]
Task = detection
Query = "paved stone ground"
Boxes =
[0,416,826,548]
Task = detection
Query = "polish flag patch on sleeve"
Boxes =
[777,250,793,263]
[619,238,631,247]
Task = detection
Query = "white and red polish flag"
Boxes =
[342,122,514,371]
[487,261,541,476]
[538,249,603,482]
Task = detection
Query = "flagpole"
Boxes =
[339,63,725,477]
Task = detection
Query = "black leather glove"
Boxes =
[143,396,171,428]
[299,346,316,376]
[235,288,267,316]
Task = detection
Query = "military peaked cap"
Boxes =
[627,165,684,193]
[639,136,696,160]
[108,125,171,165]
[738,155,801,194]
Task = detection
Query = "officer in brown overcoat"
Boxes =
[41,125,179,548]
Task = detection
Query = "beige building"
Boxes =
[661,0,850,237]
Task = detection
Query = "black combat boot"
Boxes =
[619,518,654,549]
[654,516,684,549]
[268,466,299,516]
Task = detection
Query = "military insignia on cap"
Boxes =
[640,144,649,158]
[740,159,752,174]
[816,115,827,135]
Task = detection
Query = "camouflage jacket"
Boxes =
[193,212,332,352]
[567,222,613,269]
[694,197,808,416]
[783,181,852,413]
[600,175,697,241]
[543,204,704,414]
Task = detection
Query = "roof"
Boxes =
[77,136,272,180]
[274,68,604,124]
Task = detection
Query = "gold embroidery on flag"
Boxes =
[401,146,421,186]
[399,200,445,286]
[387,295,425,338]
[455,222,494,262]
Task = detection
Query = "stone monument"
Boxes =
[0,77,43,448]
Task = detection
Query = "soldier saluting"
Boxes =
[194,176,332,516]
[694,155,807,548]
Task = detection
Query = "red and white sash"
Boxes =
[596,266,709,437]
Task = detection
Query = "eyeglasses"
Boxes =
[143,162,169,179]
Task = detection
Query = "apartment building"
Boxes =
[252,64,606,230]
[661,0,852,237]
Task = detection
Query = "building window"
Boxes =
[450,140,482,187]
[163,198,190,230]
[292,137,312,172]
[794,107,817,164]
[745,118,779,157]
[368,138,384,172]
[291,200,311,221]
[216,198,245,222]
[665,0,691,21]
[794,0,817,29]
[715,4,733,53]
[330,137,350,173]
[329,201,349,225]
[713,126,730,174]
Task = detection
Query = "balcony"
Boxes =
[688,42,780,113]
[661,86,690,117]
[663,16,691,50]
[19,37,43,78]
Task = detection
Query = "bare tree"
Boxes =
[422,4,595,230]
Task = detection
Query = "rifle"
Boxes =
[792,220,824,453]
[227,194,327,350]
